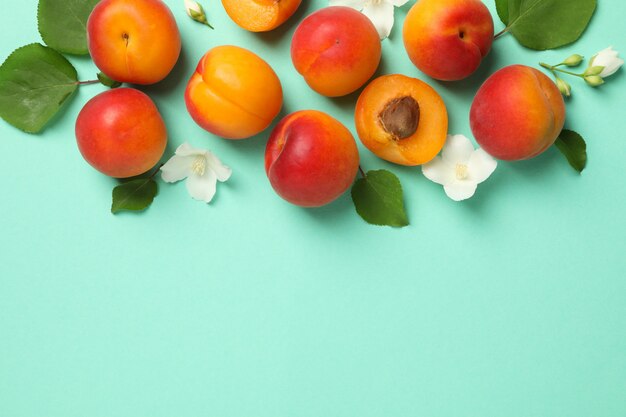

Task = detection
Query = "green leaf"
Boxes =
[495,0,510,25]
[0,43,78,133]
[505,0,596,50]
[111,179,158,214]
[554,129,587,173]
[97,72,122,89]
[37,0,100,55]
[351,169,409,228]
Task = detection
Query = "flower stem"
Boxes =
[539,63,584,78]
[150,164,164,179]
[494,27,509,40]
[358,165,366,178]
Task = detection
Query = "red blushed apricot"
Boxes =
[265,110,360,207]
[87,0,181,85]
[355,74,448,166]
[185,45,283,140]
[403,0,494,81]
[75,88,167,178]
[221,0,302,32]
[470,65,566,161]
[291,6,381,97]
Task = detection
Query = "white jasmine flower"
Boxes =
[588,46,624,78]
[329,0,410,39]
[422,134,497,201]
[161,142,231,203]
[184,0,213,28]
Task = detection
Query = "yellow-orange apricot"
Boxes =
[355,74,448,166]
[221,0,302,32]
[185,45,283,140]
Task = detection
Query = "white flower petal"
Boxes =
[362,1,395,39]
[444,181,478,201]
[442,134,475,165]
[422,156,455,186]
[389,0,410,6]
[205,152,232,182]
[175,142,204,157]
[184,0,201,16]
[186,170,218,203]
[591,47,624,77]
[328,0,365,9]
[467,148,497,184]
[161,155,194,183]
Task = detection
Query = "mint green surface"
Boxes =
[1,1,625,416]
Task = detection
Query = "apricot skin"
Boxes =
[291,6,381,97]
[87,0,181,85]
[355,74,448,166]
[470,65,566,161]
[403,0,494,81]
[185,46,283,140]
[265,111,360,207]
[75,88,167,178]
[221,0,302,32]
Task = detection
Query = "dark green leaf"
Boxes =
[554,129,587,173]
[37,0,100,55]
[0,43,78,133]
[351,169,409,228]
[111,179,158,214]
[97,72,122,89]
[495,0,510,25]
[506,0,596,50]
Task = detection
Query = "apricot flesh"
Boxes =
[221,0,302,32]
[87,0,181,85]
[355,74,448,166]
[403,0,494,81]
[185,45,283,140]
[470,65,566,161]
[291,6,381,97]
[265,110,360,207]
[75,88,167,178]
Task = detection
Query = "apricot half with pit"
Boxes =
[355,74,448,166]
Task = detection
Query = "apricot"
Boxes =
[185,45,283,140]
[221,0,302,32]
[403,0,494,81]
[470,65,566,161]
[265,110,360,207]
[87,0,181,85]
[355,74,448,166]
[75,88,167,178]
[291,6,381,97]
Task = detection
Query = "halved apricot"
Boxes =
[221,0,302,32]
[355,74,448,166]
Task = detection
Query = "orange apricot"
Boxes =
[355,74,448,166]
[185,45,283,140]
[221,0,302,32]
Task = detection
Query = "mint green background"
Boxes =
[1,1,625,416]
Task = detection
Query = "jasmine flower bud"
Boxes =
[184,0,213,29]
[562,54,584,67]
[555,77,571,97]
[588,46,623,78]
[584,75,604,87]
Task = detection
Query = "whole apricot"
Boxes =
[87,0,181,85]
[265,111,360,207]
[185,45,283,140]
[291,6,381,97]
[221,0,302,32]
[470,65,566,161]
[75,88,167,178]
[355,74,448,166]
[403,0,494,81]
